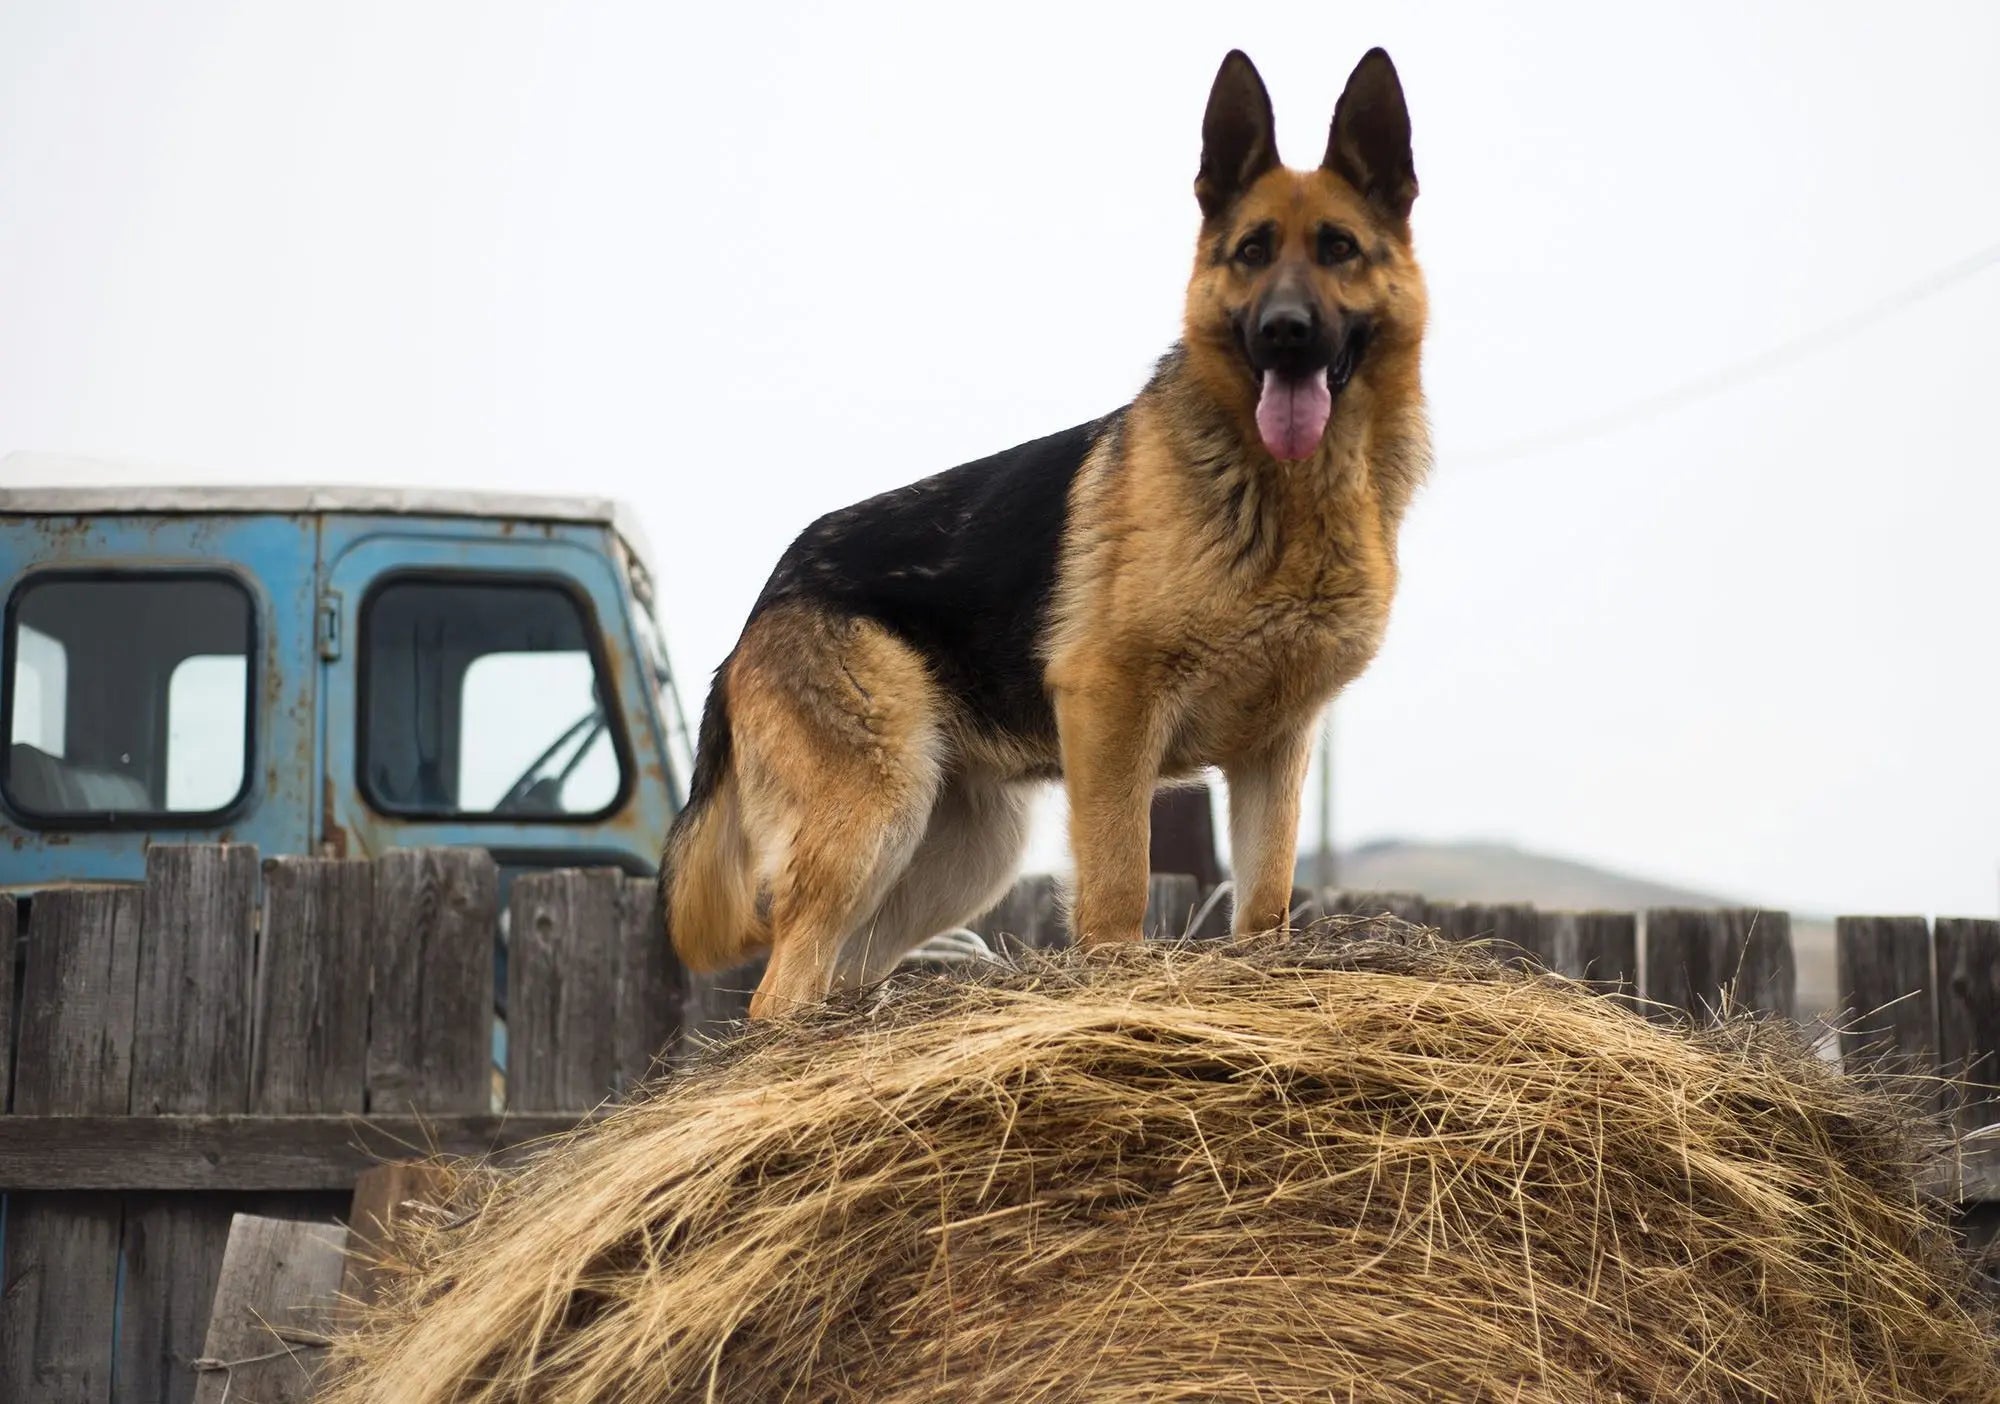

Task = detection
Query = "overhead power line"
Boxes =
[1457,238,2000,467]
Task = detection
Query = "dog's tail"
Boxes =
[661,668,767,973]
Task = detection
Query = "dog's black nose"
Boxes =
[1256,305,1317,354]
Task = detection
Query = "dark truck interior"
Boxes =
[4,574,251,818]
[361,577,619,819]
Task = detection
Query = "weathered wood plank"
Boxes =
[369,848,498,1115]
[0,1114,590,1191]
[508,869,622,1112]
[968,873,1065,955]
[130,844,259,1115]
[1325,890,1431,925]
[1424,901,1467,937]
[0,896,16,1111]
[1318,888,1357,918]
[1148,785,1223,889]
[613,878,682,1093]
[1836,915,1937,1097]
[1726,908,1797,1020]
[1937,918,2000,1136]
[1144,874,1201,942]
[3,887,141,1404]
[253,857,374,1115]
[191,1215,348,1404]
[1186,881,1233,940]
[1951,1146,2000,1204]
[0,1194,122,1404]
[1644,908,1796,1022]
[114,1195,240,1404]
[1288,885,1325,929]
[342,1163,453,1312]
[1537,911,1639,995]
[684,959,765,1049]
[125,844,263,1404]
[1430,903,1541,966]
[1644,908,1706,1020]
[12,885,143,1115]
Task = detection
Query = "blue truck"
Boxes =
[0,462,697,896]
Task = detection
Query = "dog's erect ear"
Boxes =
[1325,48,1416,223]
[1197,51,1280,220]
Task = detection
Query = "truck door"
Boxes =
[315,517,670,876]
[0,510,318,885]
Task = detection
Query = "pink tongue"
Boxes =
[1255,367,1333,461]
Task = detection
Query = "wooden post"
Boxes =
[121,844,261,1404]
[508,869,623,1112]
[130,846,260,1116]
[1537,911,1638,996]
[968,874,1065,956]
[191,1215,348,1404]
[1733,908,1798,1020]
[368,848,497,1116]
[613,878,683,1094]
[683,958,765,1050]
[1325,890,1430,925]
[1144,874,1201,942]
[1430,903,1540,965]
[0,897,15,1115]
[1835,916,1938,1100]
[253,858,374,1115]
[0,886,143,1404]
[11,888,142,1114]
[1288,886,1325,929]
[342,1163,452,1312]
[1645,908,1796,1023]
[1186,881,1233,940]
[1937,918,2000,1136]
[1148,785,1222,889]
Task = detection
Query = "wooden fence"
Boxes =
[0,846,684,1404]
[2,846,1998,1402]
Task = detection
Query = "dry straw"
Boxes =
[327,920,2000,1402]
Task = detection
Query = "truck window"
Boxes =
[359,578,627,820]
[2,574,253,821]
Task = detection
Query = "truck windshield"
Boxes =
[360,577,626,819]
[3,573,253,820]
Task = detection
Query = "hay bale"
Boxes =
[327,922,2000,1403]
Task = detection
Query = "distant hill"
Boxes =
[1304,839,1736,910]
[1296,839,1836,1019]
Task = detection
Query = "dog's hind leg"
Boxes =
[729,606,945,1018]
[832,775,1034,988]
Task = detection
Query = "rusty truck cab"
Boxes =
[0,468,694,895]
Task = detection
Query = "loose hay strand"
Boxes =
[326,923,2000,1403]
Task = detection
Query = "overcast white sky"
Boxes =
[2,1,1996,916]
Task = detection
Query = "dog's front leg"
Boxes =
[1223,724,1316,935]
[1056,682,1165,947]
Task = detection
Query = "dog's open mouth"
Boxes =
[1253,326,1371,462]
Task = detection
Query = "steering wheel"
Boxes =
[493,708,607,815]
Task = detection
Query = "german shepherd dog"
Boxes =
[666,48,1428,1016]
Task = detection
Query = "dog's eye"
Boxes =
[1235,238,1269,267]
[1318,229,1360,265]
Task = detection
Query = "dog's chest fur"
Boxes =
[1174,532,1393,745]
[1047,406,1403,771]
